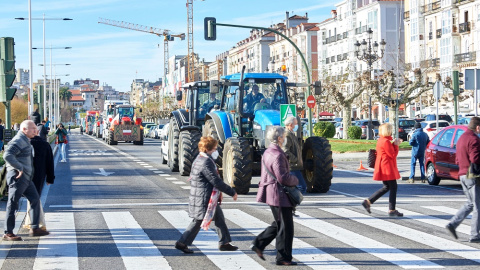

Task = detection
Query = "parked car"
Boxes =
[457,117,472,126]
[425,125,467,185]
[334,122,343,138]
[424,114,453,123]
[398,119,416,141]
[154,124,165,139]
[354,119,380,139]
[144,124,156,137]
[147,126,158,138]
[406,120,450,141]
[159,123,170,164]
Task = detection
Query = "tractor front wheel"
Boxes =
[302,137,332,193]
[223,138,252,194]
[107,130,117,145]
[178,130,201,176]
[203,119,223,169]
[168,118,180,172]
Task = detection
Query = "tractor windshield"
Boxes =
[192,87,221,119]
[118,107,134,119]
[242,79,286,114]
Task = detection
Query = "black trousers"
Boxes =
[178,206,231,246]
[253,206,294,262]
[368,180,398,210]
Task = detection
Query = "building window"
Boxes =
[442,10,451,35]
[411,18,418,42]
[368,9,378,30]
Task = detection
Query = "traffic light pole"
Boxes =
[207,21,314,136]
[4,101,11,129]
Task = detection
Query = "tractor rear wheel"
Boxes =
[108,130,117,145]
[168,118,180,172]
[203,119,223,169]
[223,138,252,194]
[179,130,201,176]
[133,130,144,145]
[302,137,332,193]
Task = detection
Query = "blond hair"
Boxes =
[378,123,393,137]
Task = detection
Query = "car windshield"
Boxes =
[399,120,415,128]
[242,79,287,114]
[118,107,134,118]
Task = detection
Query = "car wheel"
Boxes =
[426,162,441,185]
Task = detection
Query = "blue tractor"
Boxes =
[204,71,333,194]
[168,81,221,176]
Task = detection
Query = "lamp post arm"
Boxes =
[213,22,313,135]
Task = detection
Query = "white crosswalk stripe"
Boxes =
[33,213,78,270]
[372,207,471,236]
[103,212,171,270]
[223,209,357,270]
[294,210,440,269]
[322,208,480,264]
[159,210,265,270]
[422,206,472,219]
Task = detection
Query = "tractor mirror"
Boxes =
[210,80,220,94]
[176,90,183,101]
[313,81,322,95]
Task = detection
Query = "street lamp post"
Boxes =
[15,14,72,118]
[53,73,70,127]
[354,28,386,140]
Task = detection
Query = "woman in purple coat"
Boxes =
[251,126,299,266]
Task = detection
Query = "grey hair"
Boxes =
[284,116,296,126]
[20,120,34,131]
[266,126,286,144]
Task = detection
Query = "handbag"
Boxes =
[262,160,303,206]
[367,149,377,168]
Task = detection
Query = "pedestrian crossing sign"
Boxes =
[280,104,296,126]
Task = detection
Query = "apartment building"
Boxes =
[318,0,405,120]
[405,0,479,115]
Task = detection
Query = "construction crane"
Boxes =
[186,0,205,83]
[98,17,185,94]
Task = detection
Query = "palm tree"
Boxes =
[59,87,72,109]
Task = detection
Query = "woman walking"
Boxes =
[175,136,238,253]
[55,124,68,162]
[362,123,403,217]
[251,126,299,266]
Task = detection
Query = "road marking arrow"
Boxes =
[93,168,114,176]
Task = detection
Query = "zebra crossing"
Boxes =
[6,205,480,269]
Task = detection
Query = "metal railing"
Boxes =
[429,32,433,40]
[424,1,441,13]
[454,51,476,63]
[436,29,442,38]
[459,22,471,33]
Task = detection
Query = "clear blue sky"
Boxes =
[0,0,335,92]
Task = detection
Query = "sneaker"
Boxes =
[469,238,480,243]
[362,199,371,214]
[3,233,22,241]
[446,224,458,239]
[219,243,238,251]
[175,241,194,253]
[29,228,50,237]
[388,210,404,217]
[407,179,415,183]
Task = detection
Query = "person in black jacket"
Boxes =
[31,109,41,125]
[36,120,49,142]
[175,137,238,254]
[30,135,55,194]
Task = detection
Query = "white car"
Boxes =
[407,120,450,141]
[155,124,165,139]
[159,123,169,164]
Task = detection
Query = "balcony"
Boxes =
[456,0,475,6]
[355,26,368,35]
[337,55,342,61]
[404,11,410,20]
[337,34,342,41]
[429,32,433,40]
[424,1,441,14]
[436,29,442,38]
[343,32,348,39]
[430,58,440,67]
[331,56,336,63]
[343,53,348,60]
[326,58,330,64]
[459,22,471,33]
[454,51,476,63]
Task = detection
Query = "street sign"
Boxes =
[280,104,296,126]
[433,81,444,99]
[306,95,316,109]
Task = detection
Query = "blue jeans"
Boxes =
[291,170,306,194]
[59,143,67,160]
[448,175,480,240]
[409,155,425,180]
[4,171,41,233]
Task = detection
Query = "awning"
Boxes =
[399,104,405,110]
[319,111,335,117]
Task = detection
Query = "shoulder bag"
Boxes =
[262,159,303,206]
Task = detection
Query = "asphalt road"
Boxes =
[0,131,478,270]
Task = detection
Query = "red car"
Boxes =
[425,125,468,185]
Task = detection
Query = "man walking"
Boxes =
[446,117,480,243]
[3,120,50,241]
[282,116,306,194]
[408,122,430,183]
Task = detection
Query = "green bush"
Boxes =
[313,122,335,138]
[347,126,362,139]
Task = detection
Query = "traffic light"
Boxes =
[313,81,322,95]
[0,37,17,102]
[453,71,464,96]
[204,17,216,41]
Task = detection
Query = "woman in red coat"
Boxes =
[362,123,403,217]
